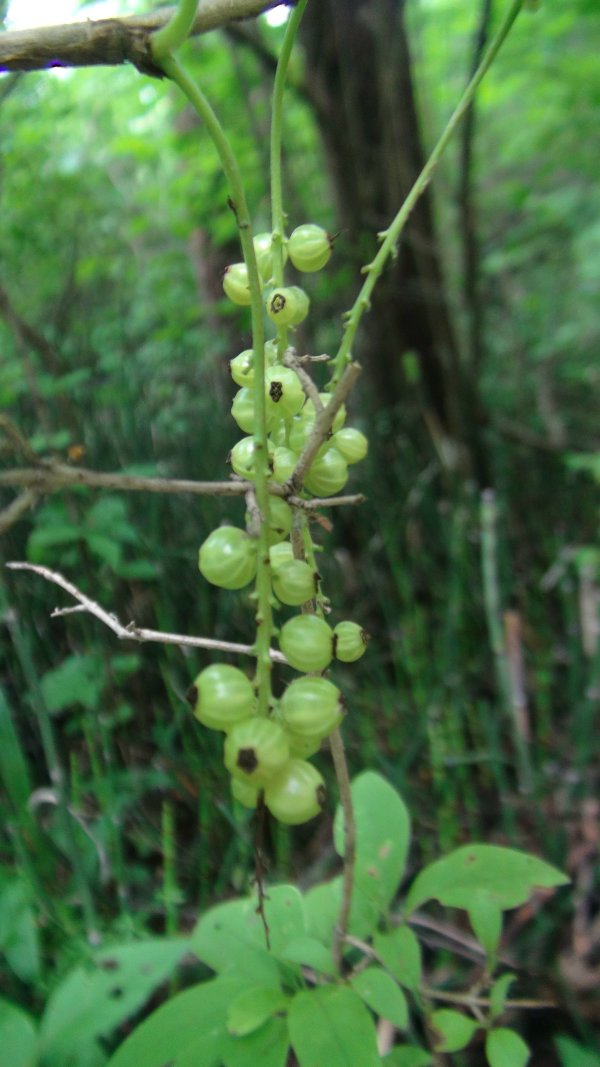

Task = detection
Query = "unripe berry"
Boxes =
[333,620,370,662]
[229,436,274,481]
[265,366,305,417]
[199,526,257,590]
[230,350,255,388]
[253,232,274,281]
[188,664,255,731]
[264,759,326,825]
[279,614,333,672]
[269,541,294,570]
[288,224,332,273]
[272,559,316,606]
[272,446,298,484]
[265,498,293,544]
[310,394,346,433]
[231,777,261,809]
[224,717,290,785]
[223,262,252,306]
[266,286,309,327]
[285,730,324,759]
[332,427,369,465]
[231,388,258,434]
[280,675,343,737]
[305,447,348,497]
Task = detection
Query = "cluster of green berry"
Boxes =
[188,224,369,825]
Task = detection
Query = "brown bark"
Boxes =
[300,0,487,478]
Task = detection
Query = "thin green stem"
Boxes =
[330,0,524,387]
[151,0,198,60]
[269,0,309,288]
[157,55,272,715]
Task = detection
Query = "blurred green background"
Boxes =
[0,1,599,1062]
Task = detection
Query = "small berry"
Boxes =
[288,224,332,273]
[279,614,333,672]
[264,759,326,825]
[269,542,294,570]
[305,447,348,497]
[266,286,309,327]
[332,427,369,465]
[224,717,290,785]
[223,262,252,306]
[272,446,298,484]
[231,777,261,809]
[199,526,257,590]
[333,620,370,662]
[265,366,305,417]
[280,675,343,737]
[230,350,255,388]
[272,558,316,606]
[188,664,255,731]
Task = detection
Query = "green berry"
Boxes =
[272,446,298,484]
[309,394,346,433]
[333,620,370,662]
[269,542,294,570]
[229,436,274,480]
[332,427,369,465]
[230,350,255,388]
[223,262,252,306]
[265,366,305,417]
[304,447,348,497]
[188,664,255,731]
[272,559,316,606]
[224,717,290,785]
[199,526,257,590]
[285,730,324,759]
[253,232,274,281]
[231,777,261,809]
[266,286,309,327]
[288,224,332,273]
[265,498,293,544]
[231,388,257,434]
[280,675,343,737]
[264,759,326,825]
[279,614,333,672]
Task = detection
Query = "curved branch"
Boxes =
[0,0,279,75]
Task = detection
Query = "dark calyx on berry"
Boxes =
[237,747,259,773]
[185,685,198,707]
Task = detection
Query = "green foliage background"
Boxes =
[0,1,599,1061]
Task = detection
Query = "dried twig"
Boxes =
[5,561,287,662]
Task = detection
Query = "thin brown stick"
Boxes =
[286,362,362,493]
[0,0,279,75]
[5,561,287,662]
[0,462,364,509]
[0,489,39,534]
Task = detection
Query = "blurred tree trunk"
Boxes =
[301,0,488,481]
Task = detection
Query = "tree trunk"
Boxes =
[301,0,488,480]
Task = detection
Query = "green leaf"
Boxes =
[27,524,80,562]
[373,926,422,991]
[40,938,191,1067]
[85,533,122,570]
[334,772,411,915]
[404,845,569,917]
[555,1035,600,1067]
[382,1048,432,1066]
[467,893,503,958]
[304,876,379,947]
[288,987,380,1067]
[350,965,408,1029]
[430,1009,479,1052]
[221,1016,289,1067]
[227,987,288,1037]
[0,997,38,1067]
[0,685,36,832]
[0,880,41,983]
[107,975,245,1067]
[192,886,304,984]
[40,654,103,713]
[486,1027,530,1067]
[280,936,336,976]
[489,973,516,1021]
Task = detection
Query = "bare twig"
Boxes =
[0,461,364,510]
[283,347,324,412]
[0,489,39,534]
[0,0,279,75]
[286,362,363,493]
[5,561,287,662]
